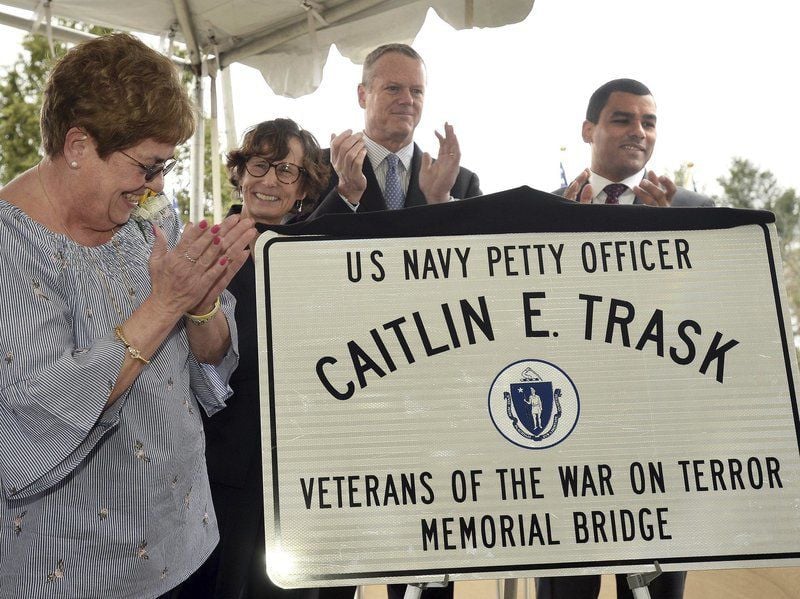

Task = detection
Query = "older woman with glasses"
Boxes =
[0,33,256,598]
[177,119,354,599]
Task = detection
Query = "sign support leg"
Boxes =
[626,561,663,599]
[402,574,450,599]
[402,585,422,599]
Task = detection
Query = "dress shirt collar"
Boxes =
[588,169,646,205]
[363,134,414,172]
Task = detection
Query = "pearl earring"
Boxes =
[69,161,78,169]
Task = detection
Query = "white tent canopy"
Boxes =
[0,0,534,217]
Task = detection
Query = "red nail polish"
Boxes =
[219,257,228,266]
[199,220,208,230]
[210,224,221,234]
[213,236,221,245]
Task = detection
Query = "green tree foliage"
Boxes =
[0,24,230,224]
[716,158,799,253]
[0,23,112,184]
[717,157,800,344]
[669,162,693,189]
[0,35,67,183]
[173,118,236,221]
[204,119,237,218]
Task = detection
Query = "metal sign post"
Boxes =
[626,562,663,599]
[402,576,450,599]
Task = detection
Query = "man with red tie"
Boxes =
[542,79,712,599]
[557,78,713,208]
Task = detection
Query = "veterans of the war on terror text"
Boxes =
[297,457,782,551]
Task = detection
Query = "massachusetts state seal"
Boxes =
[488,359,579,449]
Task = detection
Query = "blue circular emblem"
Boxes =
[488,359,580,449]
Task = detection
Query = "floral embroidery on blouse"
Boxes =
[32,279,50,301]
[182,397,195,415]
[13,511,26,535]
[136,541,149,560]
[45,559,64,583]
[133,440,151,463]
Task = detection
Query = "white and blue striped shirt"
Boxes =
[0,200,239,598]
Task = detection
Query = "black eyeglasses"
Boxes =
[119,150,177,182]
[244,156,306,185]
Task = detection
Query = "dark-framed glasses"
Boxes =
[244,156,306,185]
[119,150,177,182]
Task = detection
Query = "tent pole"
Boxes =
[209,64,223,223]
[190,74,205,223]
[171,0,201,61]
[0,10,93,43]
[0,10,191,69]
[221,67,238,151]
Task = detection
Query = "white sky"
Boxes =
[1,0,799,198]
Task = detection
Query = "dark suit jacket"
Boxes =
[307,143,481,219]
[196,212,358,598]
[554,182,715,207]
[202,216,263,490]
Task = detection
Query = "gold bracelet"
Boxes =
[114,325,151,365]
[184,296,221,326]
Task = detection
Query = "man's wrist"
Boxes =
[338,192,360,211]
[425,193,452,204]
[336,184,363,205]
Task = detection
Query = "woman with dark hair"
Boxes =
[226,118,330,224]
[0,33,256,598]
[184,119,355,599]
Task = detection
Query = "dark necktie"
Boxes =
[603,183,627,205]
[384,154,404,210]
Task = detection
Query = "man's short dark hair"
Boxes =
[361,43,424,87]
[586,78,652,123]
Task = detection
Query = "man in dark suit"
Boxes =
[557,78,713,208]
[307,43,480,219]
[306,43,472,599]
[539,78,712,599]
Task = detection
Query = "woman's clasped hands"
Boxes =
[150,214,257,318]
